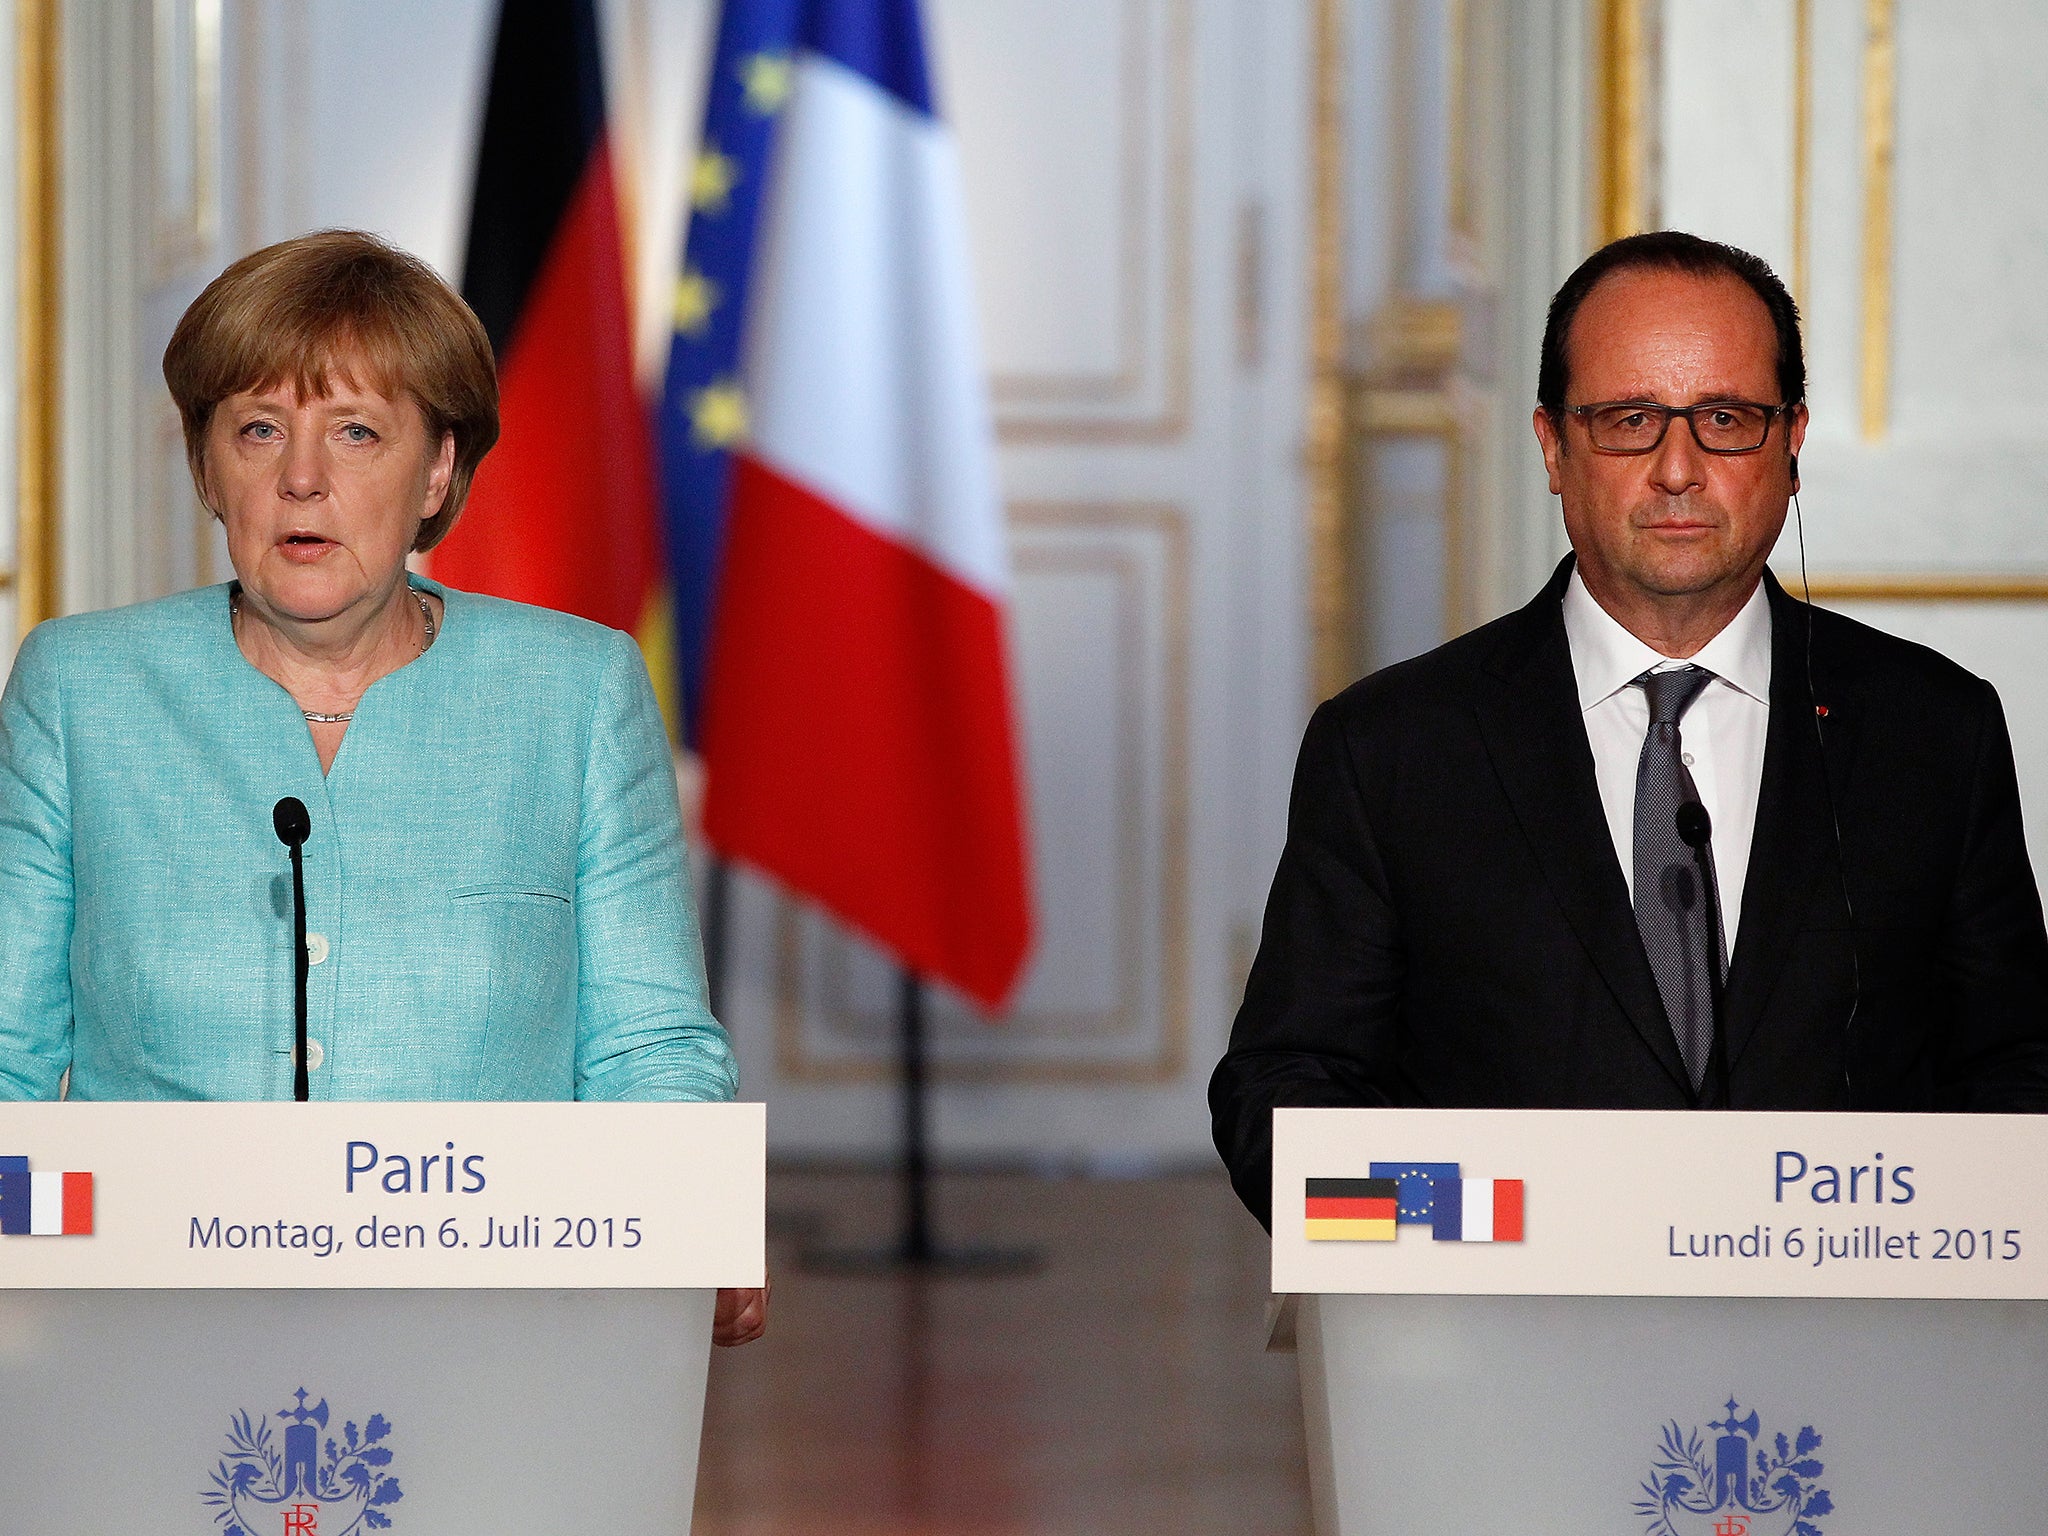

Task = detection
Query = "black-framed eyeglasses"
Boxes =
[1559,399,1790,455]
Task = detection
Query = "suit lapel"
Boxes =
[1722,576,1861,1065]
[1473,563,1694,1097]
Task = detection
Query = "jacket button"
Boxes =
[306,933,330,965]
[302,1040,324,1071]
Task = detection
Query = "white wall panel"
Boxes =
[940,0,1128,390]
[1659,0,1796,283]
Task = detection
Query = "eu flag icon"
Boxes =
[1368,1162,1461,1224]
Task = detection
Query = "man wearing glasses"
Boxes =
[1212,230,2048,1229]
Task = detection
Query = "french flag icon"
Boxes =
[0,1156,94,1236]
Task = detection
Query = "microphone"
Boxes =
[273,797,312,1103]
[1675,800,1711,851]
[1675,800,1729,1109]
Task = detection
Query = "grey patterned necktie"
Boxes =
[1632,665,1724,1092]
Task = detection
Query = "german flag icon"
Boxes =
[1304,1177,1398,1241]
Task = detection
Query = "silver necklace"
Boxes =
[234,586,436,725]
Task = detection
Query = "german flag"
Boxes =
[1304,1177,1398,1241]
[433,0,661,643]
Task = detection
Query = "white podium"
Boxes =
[0,1102,763,1536]
[1274,1108,2048,1535]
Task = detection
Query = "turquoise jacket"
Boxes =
[0,580,737,1103]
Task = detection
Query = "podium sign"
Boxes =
[1276,1110,2048,1536]
[0,1102,765,1288]
[1274,1106,2048,1297]
[0,1103,763,1536]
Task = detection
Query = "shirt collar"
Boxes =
[1562,567,1773,712]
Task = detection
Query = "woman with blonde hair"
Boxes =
[0,229,762,1340]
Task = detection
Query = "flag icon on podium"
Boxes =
[1430,1177,1524,1243]
[0,1157,94,1236]
[1304,1178,1399,1241]
[1368,1161,1461,1224]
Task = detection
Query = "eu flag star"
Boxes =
[690,145,741,213]
[738,51,793,115]
[673,268,719,337]
[1368,1162,1461,1223]
[688,380,749,449]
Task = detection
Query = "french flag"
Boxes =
[666,0,1034,1011]
[1430,1177,1525,1243]
[0,1157,94,1236]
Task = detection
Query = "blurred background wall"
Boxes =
[4,0,2048,1169]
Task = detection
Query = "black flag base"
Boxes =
[796,968,1040,1278]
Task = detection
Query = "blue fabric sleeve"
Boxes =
[571,630,738,1102]
[0,625,76,1098]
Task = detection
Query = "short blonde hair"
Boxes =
[163,230,500,552]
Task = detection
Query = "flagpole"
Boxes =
[899,968,932,1262]
[800,963,1034,1275]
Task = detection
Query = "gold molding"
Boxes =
[1446,0,1474,250]
[992,0,1193,444]
[1306,0,1347,702]
[1351,384,1458,437]
[1791,0,1812,314]
[1858,0,1896,441]
[773,502,1192,1086]
[1592,0,1652,245]
[16,0,61,639]
[1799,575,2048,603]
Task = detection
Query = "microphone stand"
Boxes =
[273,798,312,1103]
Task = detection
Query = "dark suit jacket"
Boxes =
[1212,558,2048,1226]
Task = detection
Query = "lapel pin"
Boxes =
[1814,704,1830,718]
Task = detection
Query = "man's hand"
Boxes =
[713,1277,769,1346]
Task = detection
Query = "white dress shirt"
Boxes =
[1562,569,1773,944]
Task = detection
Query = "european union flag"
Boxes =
[1369,1162,1461,1224]
[657,0,805,743]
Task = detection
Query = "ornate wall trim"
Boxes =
[1306,0,1348,701]
[1857,0,1896,441]
[1591,0,1653,244]
[14,0,60,639]
[1800,575,2048,603]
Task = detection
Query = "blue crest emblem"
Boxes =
[202,1387,404,1535]
[1634,1397,1832,1536]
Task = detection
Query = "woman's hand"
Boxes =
[713,1274,770,1346]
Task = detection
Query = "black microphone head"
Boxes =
[1675,800,1712,850]
[272,796,312,850]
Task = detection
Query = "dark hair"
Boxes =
[164,230,500,552]
[1537,230,1804,417]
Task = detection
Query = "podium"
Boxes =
[0,1102,764,1535]
[1273,1108,2048,1534]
